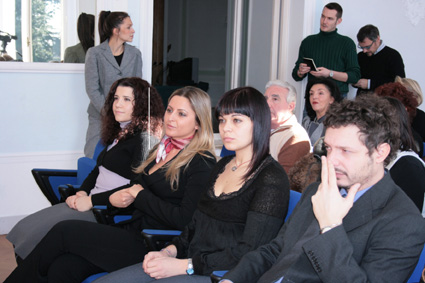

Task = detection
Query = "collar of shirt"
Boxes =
[339,186,371,202]
[374,40,386,55]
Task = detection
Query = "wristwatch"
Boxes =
[186,258,194,275]
[329,70,334,78]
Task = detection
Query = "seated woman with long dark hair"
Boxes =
[5,86,216,283]
[303,78,342,146]
[381,96,425,213]
[7,77,164,261]
[92,86,290,283]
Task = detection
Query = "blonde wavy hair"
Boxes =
[395,76,423,105]
[135,86,215,190]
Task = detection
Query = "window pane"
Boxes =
[31,0,62,62]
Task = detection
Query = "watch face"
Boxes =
[187,268,194,275]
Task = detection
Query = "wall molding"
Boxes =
[0,62,84,73]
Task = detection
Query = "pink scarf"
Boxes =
[155,135,194,163]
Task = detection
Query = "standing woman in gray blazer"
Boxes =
[84,11,143,157]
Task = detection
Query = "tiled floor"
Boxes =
[0,234,17,281]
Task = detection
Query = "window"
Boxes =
[1,0,64,62]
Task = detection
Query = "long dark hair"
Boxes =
[383,96,417,153]
[98,11,130,43]
[101,77,164,144]
[77,13,95,52]
[215,86,271,180]
[304,77,342,119]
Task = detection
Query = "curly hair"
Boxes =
[101,77,164,145]
[288,153,321,193]
[304,77,343,120]
[395,76,423,105]
[375,82,418,122]
[324,95,400,166]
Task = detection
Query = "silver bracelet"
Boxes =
[320,223,342,234]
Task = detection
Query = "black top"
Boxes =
[118,151,217,232]
[390,155,425,211]
[172,155,290,275]
[80,131,146,205]
[357,45,405,91]
[412,108,425,143]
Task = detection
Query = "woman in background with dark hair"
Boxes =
[64,13,95,63]
[7,77,164,262]
[395,76,425,144]
[381,96,425,213]
[93,86,290,283]
[303,78,342,146]
[375,82,424,156]
[84,11,143,158]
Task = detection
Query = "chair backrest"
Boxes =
[220,145,235,157]
[285,190,302,222]
[76,140,105,184]
[93,140,106,161]
[407,244,425,283]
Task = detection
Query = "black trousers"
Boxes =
[5,220,148,283]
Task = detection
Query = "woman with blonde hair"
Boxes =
[395,76,425,143]
[5,87,216,283]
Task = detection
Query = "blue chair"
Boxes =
[81,272,108,283]
[210,190,302,283]
[220,146,235,157]
[407,244,425,283]
[32,141,105,205]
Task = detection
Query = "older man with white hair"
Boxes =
[264,80,311,173]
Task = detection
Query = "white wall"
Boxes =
[0,65,88,234]
[336,0,425,109]
[286,0,425,111]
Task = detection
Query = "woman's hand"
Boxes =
[76,190,88,197]
[109,188,136,208]
[128,184,144,198]
[66,191,89,210]
[143,257,187,279]
[65,195,79,209]
[74,195,93,212]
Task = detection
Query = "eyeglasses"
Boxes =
[357,41,375,50]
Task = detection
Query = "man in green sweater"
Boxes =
[292,2,360,97]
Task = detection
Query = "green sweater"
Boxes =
[292,29,360,94]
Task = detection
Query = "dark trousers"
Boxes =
[5,220,148,283]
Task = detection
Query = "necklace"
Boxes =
[231,159,251,171]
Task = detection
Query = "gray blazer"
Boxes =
[224,173,425,283]
[85,40,143,116]
[84,40,143,157]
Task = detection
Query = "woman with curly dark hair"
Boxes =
[375,82,423,156]
[7,77,164,261]
[302,77,343,146]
